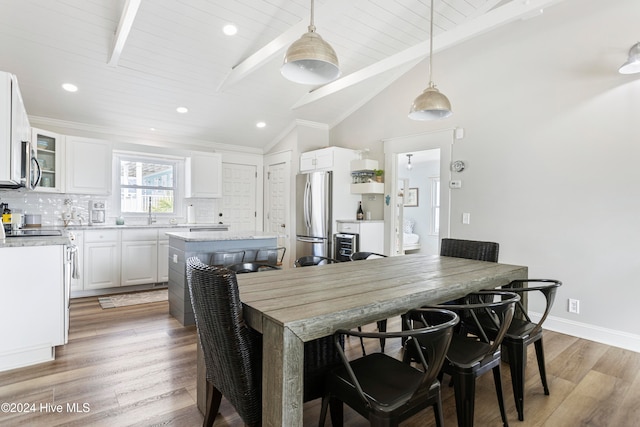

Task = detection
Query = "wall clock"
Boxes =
[451,160,466,172]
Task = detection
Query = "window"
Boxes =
[116,154,180,215]
[429,177,440,235]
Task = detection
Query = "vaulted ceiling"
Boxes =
[0,0,564,152]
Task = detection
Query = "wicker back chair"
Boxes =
[186,257,341,427]
[440,238,499,262]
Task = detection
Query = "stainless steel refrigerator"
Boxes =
[296,171,332,258]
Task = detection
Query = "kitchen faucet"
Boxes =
[147,196,156,225]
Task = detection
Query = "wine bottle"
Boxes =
[357,201,364,220]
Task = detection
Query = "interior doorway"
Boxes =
[397,149,441,255]
[383,129,458,256]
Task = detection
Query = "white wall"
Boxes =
[330,0,640,351]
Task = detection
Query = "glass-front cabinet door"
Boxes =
[32,128,64,192]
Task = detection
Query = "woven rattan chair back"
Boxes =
[440,238,499,262]
[186,257,342,426]
[186,257,261,426]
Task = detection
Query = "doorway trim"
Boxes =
[382,128,462,255]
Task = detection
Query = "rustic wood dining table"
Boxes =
[215,253,527,426]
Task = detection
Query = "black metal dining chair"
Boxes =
[406,291,520,427]
[482,279,563,421]
[294,255,339,267]
[349,251,386,261]
[186,257,342,427]
[319,308,459,427]
[402,238,500,344]
[226,262,280,274]
[209,250,246,267]
[349,251,389,354]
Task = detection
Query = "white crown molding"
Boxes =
[28,115,263,154]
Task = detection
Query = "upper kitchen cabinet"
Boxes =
[300,147,335,172]
[65,136,112,195]
[33,128,64,193]
[300,147,359,172]
[185,152,222,198]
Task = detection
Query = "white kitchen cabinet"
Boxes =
[300,148,336,172]
[185,152,222,198]
[1,245,65,372]
[65,136,112,195]
[157,228,171,283]
[33,128,65,193]
[84,229,120,290]
[121,229,158,286]
[337,220,385,254]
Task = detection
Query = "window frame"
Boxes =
[429,176,440,236]
[113,151,183,219]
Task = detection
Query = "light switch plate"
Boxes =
[449,180,462,189]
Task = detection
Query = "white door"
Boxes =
[221,163,257,231]
[265,153,291,267]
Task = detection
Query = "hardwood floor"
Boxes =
[0,296,638,426]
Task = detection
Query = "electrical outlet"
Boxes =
[568,298,580,314]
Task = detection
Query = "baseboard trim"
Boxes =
[531,312,640,353]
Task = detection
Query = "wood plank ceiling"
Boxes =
[0,0,563,151]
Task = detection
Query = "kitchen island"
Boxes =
[166,230,277,325]
[0,235,71,372]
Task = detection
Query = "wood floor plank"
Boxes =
[0,296,637,426]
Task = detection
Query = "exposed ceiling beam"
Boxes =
[107,0,142,67]
[292,0,566,109]
[217,0,354,91]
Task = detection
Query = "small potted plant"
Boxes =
[374,169,384,183]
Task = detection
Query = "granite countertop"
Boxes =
[1,235,70,248]
[61,223,228,231]
[165,230,277,242]
[336,219,384,223]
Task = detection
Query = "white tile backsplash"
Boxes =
[0,192,221,227]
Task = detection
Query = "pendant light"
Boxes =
[281,0,340,85]
[409,0,452,120]
[406,154,413,170]
[619,42,640,74]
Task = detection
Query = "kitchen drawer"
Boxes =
[337,222,360,233]
[84,229,120,242]
[121,229,158,241]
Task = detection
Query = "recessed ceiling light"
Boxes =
[176,106,189,114]
[149,127,156,131]
[256,121,266,128]
[223,24,238,36]
[62,83,78,92]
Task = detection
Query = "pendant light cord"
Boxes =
[309,0,316,32]
[428,0,434,85]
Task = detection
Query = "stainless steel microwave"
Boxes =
[0,71,41,189]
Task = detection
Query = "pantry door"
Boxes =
[221,163,257,231]
[265,151,291,267]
